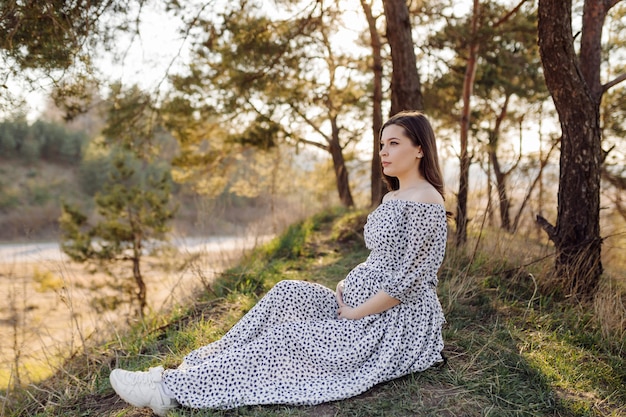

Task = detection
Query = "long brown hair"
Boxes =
[380,111,445,200]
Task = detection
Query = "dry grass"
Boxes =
[594,279,626,340]
[0,239,262,391]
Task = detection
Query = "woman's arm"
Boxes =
[337,290,400,320]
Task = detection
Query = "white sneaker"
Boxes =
[110,366,178,416]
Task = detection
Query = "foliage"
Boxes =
[0,0,139,113]
[77,140,114,196]
[31,267,64,293]
[59,149,177,315]
[102,83,162,156]
[0,118,88,164]
[165,0,371,207]
[0,1,109,71]
[422,1,548,234]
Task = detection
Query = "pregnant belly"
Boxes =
[342,263,384,307]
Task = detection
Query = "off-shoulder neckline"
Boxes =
[380,199,445,209]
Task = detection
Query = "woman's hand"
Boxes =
[337,305,361,320]
[335,280,345,306]
[336,280,360,320]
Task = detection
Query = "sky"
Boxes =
[17,3,187,120]
[19,1,369,119]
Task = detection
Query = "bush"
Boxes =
[34,121,87,163]
[0,119,88,164]
[78,147,112,196]
[19,136,41,162]
[0,133,17,157]
[0,186,20,211]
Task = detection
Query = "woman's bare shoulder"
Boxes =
[405,185,444,205]
[383,182,444,205]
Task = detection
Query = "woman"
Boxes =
[110,110,448,416]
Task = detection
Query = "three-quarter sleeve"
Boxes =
[379,204,446,304]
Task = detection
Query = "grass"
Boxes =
[1,207,625,417]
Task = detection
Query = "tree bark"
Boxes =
[488,95,512,231]
[382,0,423,115]
[489,148,511,231]
[329,118,355,207]
[537,0,609,299]
[361,0,385,207]
[455,0,480,247]
[132,237,147,318]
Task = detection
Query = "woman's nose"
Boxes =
[379,145,387,156]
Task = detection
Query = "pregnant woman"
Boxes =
[110,110,449,416]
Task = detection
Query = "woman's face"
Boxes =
[379,124,422,180]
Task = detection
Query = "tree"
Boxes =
[368,0,424,199]
[382,0,423,115]
[456,0,481,247]
[473,3,546,232]
[457,0,531,246]
[1,1,99,71]
[60,84,177,317]
[0,1,133,110]
[166,1,370,208]
[60,151,176,317]
[423,0,531,244]
[360,0,385,207]
[537,0,625,299]
[598,4,626,250]
[0,116,35,159]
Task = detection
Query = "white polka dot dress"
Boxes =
[161,200,447,410]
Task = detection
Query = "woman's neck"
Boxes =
[397,176,427,190]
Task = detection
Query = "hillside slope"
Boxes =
[0,160,82,241]
[2,208,625,417]
[0,159,304,242]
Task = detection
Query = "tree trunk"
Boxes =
[361,0,385,207]
[132,236,147,317]
[455,0,480,247]
[486,156,494,227]
[329,119,354,207]
[489,148,511,231]
[456,140,471,247]
[382,0,423,115]
[512,137,559,232]
[537,0,606,299]
[488,95,512,231]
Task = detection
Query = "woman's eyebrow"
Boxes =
[381,136,403,142]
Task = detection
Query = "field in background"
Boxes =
[0,234,274,389]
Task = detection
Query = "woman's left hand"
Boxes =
[335,280,345,306]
